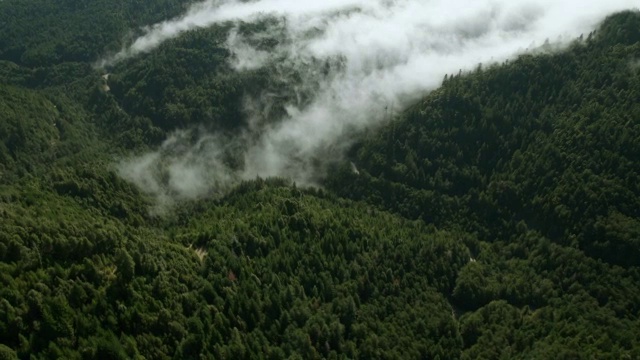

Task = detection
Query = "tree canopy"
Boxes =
[1,3,639,359]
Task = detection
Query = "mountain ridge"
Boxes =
[0,6,639,359]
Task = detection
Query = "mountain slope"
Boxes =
[0,5,639,360]
[328,11,640,267]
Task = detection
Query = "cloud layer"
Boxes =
[112,0,638,204]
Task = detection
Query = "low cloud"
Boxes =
[117,130,239,209]
[107,0,638,206]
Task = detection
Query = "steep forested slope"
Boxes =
[0,3,639,360]
[0,0,196,67]
[328,11,640,267]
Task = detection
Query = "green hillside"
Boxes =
[328,11,640,267]
[0,2,639,359]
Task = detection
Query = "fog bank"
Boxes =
[111,0,638,204]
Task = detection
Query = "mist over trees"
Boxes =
[0,0,640,358]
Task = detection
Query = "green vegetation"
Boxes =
[328,11,640,267]
[0,2,639,359]
[0,0,195,67]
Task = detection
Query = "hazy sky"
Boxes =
[111,0,638,206]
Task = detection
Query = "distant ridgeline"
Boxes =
[0,6,640,360]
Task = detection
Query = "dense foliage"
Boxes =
[0,0,195,67]
[328,11,640,267]
[0,2,639,359]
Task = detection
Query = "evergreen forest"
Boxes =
[1,1,640,358]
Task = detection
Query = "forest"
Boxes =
[1,0,640,358]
